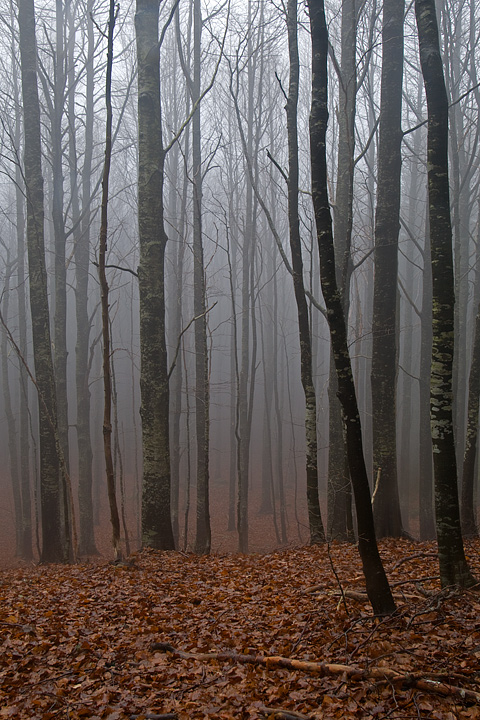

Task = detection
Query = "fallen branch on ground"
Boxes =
[150,643,480,704]
[257,706,312,719]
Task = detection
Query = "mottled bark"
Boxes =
[18,0,65,563]
[419,220,435,540]
[136,0,175,550]
[415,0,475,587]
[286,0,324,545]
[308,0,395,615]
[461,301,480,537]
[329,0,356,542]
[371,0,404,538]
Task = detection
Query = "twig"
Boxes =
[167,303,218,380]
[258,707,312,720]
[392,553,437,571]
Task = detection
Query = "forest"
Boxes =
[1,0,480,716]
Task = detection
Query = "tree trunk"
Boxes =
[135,0,175,550]
[191,0,211,555]
[308,0,395,615]
[98,0,122,561]
[328,0,357,542]
[461,299,480,537]
[285,0,324,545]
[71,0,98,556]
[11,0,32,559]
[415,0,475,587]
[18,0,65,563]
[371,0,404,538]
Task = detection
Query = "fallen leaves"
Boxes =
[0,539,480,718]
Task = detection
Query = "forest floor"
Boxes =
[1,540,480,719]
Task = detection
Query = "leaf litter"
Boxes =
[1,539,480,719]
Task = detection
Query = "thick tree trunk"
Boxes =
[371,0,404,538]
[18,0,65,563]
[415,0,475,587]
[308,0,395,615]
[136,0,175,550]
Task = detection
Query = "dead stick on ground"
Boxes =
[258,707,312,720]
[151,643,480,704]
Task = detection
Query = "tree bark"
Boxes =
[461,299,480,537]
[308,0,395,615]
[98,0,122,561]
[71,0,98,556]
[286,0,324,545]
[136,0,175,550]
[371,0,404,538]
[415,0,475,586]
[18,0,65,563]
[191,0,211,555]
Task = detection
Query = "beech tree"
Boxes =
[285,0,324,545]
[135,0,175,550]
[371,0,404,538]
[308,0,395,615]
[18,0,67,562]
[415,0,475,587]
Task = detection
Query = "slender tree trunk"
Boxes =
[415,0,475,587]
[70,0,98,556]
[12,0,32,558]
[329,0,357,542]
[18,0,66,563]
[419,215,436,540]
[371,0,404,538]
[461,300,480,537]
[285,0,324,544]
[308,0,395,615]
[136,0,175,550]
[1,263,23,556]
[191,0,211,555]
[52,0,69,478]
[98,0,121,561]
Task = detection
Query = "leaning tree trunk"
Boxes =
[285,0,324,545]
[18,0,66,563]
[415,0,475,587]
[135,0,175,550]
[371,0,404,538]
[308,0,395,616]
[329,0,356,542]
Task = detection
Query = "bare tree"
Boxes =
[18,0,67,562]
[308,0,395,615]
[415,0,475,587]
